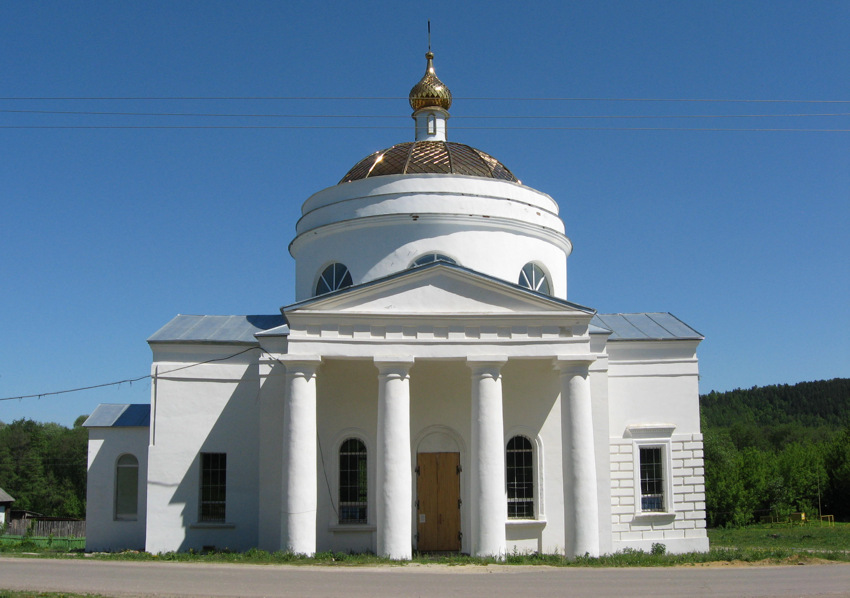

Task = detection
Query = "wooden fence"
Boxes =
[5,519,86,538]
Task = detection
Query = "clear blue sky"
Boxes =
[2,1,848,427]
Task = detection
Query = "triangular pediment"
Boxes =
[282,263,593,316]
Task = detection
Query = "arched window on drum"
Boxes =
[315,263,353,296]
[518,262,550,295]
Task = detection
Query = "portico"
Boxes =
[254,262,602,559]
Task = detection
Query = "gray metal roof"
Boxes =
[0,487,14,503]
[148,315,288,344]
[83,404,151,428]
[591,313,703,341]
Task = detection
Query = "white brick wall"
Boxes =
[608,434,708,552]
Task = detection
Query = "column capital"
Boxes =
[467,355,508,379]
[278,355,322,379]
[553,355,595,375]
[374,356,414,379]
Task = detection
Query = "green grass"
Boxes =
[0,593,110,598]
[0,536,85,552]
[708,521,850,552]
[1,524,848,567]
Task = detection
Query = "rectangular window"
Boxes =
[506,436,534,519]
[639,447,664,512]
[339,439,367,524]
[200,452,226,523]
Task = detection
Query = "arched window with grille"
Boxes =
[410,253,457,268]
[115,454,139,520]
[339,438,367,524]
[315,263,353,296]
[506,436,534,519]
[518,262,550,295]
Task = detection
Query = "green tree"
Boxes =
[0,417,88,517]
[704,429,746,526]
[824,426,850,520]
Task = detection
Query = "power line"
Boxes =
[3,108,849,119]
[0,375,151,402]
[0,346,259,403]
[1,96,849,103]
[1,125,848,132]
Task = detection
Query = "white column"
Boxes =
[280,355,321,556]
[257,352,287,552]
[375,357,414,560]
[468,356,507,558]
[557,357,600,558]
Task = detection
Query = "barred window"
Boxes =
[315,263,353,296]
[115,454,139,520]
[339,439,367,524]
[506,436,534,519]
[518,262,550,295]
[200,452,226,523]
[639,447,665,512]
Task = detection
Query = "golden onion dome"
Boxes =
[409,51,452,111]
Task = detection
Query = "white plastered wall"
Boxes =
[314,359,379,553]
[295,224,568,301]
[85,426,149,551]
[605,339,708,553]
[291,175,572,301]
[501,359,566,555]
[145,344,261,554]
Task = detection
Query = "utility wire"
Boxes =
[1,96,850,103]
[3,108,850,119]
[2,125,848,132]
[0,346,259,402]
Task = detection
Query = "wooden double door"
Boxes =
[416,452,461,552]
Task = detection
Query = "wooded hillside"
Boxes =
[700,378,850,526]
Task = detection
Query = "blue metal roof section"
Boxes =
[83,404,151,428]
[591,313,703,341]
[148,314,288,344]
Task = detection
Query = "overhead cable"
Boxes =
[0,346,259,402]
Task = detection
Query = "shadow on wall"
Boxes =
[161,362,262,552]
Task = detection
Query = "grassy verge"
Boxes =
[0,593,110,598]
[0,536,85,551]
[1,524,848,567]
[707,521,850,551]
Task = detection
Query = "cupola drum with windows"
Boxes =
[290,51,573,302]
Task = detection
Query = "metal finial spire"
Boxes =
[428,20,431,52]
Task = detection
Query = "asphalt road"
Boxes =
[1,557,849,597]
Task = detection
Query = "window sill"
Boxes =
[190,522,236,529]
[328,523,376,533]
[506,519,547,529]
[632,512,675,522]
[113,517,138,522]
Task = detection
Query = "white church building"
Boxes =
[85,52,708,558]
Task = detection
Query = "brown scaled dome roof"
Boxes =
[339,141,519,184]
